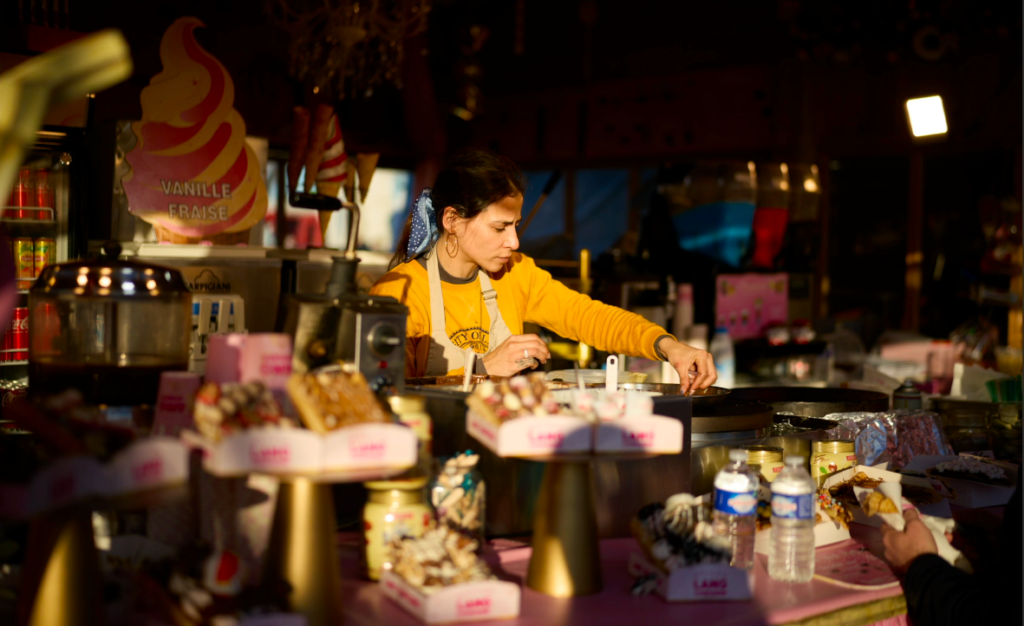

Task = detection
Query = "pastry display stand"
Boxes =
[505,452,664,598]
[17,439,190,626]
[195,425,418,626]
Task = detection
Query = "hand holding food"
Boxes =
[880,508,939,571]
[481,334,550,377]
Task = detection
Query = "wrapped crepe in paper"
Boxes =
[856,481,971,572]
[122,17,268,245]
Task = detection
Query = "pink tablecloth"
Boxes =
[337,526,907,626]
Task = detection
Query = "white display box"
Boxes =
[903,455,1018,509]
[627,552,753,602]
[380,571,521,624]
[466,411,591,457]
[27,438,190,515]
[187,424,417,479]
[821,465,951,526]
[594,415,683,454]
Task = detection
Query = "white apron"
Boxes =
[424,247,513,376]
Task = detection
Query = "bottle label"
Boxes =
[713,488,758,516]
[771,493,814,520]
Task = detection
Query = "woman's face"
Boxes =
[448,194,523,273]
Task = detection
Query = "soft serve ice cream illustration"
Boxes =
[122,17,267,244]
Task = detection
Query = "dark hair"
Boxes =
[391,148,525,268]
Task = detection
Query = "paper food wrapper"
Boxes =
[197,468,279,585]
[855,482,971,573]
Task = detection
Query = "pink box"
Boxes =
[715,273,789,340]
[466,412,592,457]
[152,371,201,436]
[380,571,521,624]
[594,416,683,454]
[205,333,293,391]
[627,552,753,602]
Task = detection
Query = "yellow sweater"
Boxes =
[369,252,671,378]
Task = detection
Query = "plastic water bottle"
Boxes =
[710,327,735,388]
[769,455,816,582]
[712,448,758,569]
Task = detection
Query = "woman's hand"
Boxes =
[659,338,717,393]
[880,508,939,572]
[482,334,551,377]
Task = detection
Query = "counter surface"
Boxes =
[338,524,908,626]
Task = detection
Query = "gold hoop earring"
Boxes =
[445,233,459,258]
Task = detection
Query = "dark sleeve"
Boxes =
[903,482,1022,626]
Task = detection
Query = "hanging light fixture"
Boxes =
[267,0,432,98]
[905,95,948,137]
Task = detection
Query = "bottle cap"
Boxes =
[785,455,804,466]
[716,326,730,334]
[728,449,747,462]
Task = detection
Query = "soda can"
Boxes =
[1,325,9,363]
[36,169,52,218]
[13,238,34,290]
[34,238,55,278]
[10,308,27,362]
[10,169,32,218]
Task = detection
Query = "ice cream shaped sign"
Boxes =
[122,17,267,244]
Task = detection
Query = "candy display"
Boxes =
[287,369,390,433]
[193,381,294,443]
[631,494,732,574]
[465,373,563,425]
[429,451,485,542]
[928,456,1012,485]
[385,525,494,594]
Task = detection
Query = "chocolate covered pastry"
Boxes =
[193,382,293,443]
[927,456,1012,486]
[466,373,563,425]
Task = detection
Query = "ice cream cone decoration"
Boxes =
[123,17,268,244]
[313,113,348,245]
[356,153,380,203]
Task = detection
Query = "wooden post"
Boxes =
[903,151,924,331]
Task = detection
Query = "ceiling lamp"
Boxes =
[905,96,948,137]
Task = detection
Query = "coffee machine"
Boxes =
[281,255,407,393]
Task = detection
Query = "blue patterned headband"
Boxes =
[405,188,439,262]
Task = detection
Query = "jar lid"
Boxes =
[388,395,426,414]
[813,439,855,453]
[744,445,784,464]
[365,476,429,491]
[31,241,189,300]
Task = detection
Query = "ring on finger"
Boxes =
[524,348,529,359]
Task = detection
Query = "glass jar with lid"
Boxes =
[744,445,785,482]
[29,241,191,406]
[811,439,857,487]
[362,476,432,580]
[428,451,485,543]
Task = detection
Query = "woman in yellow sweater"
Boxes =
[370,149,717,392]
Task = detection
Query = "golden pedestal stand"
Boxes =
[260,467,413,626]
[262,478,343,626]
[20,511,104,626]
[520,453,658,598]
